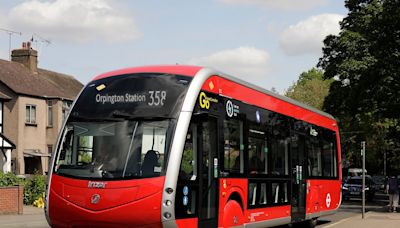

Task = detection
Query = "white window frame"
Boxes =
[26,104,37,124]
[47,100,53,127]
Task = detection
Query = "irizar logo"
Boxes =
[88,181,107,188]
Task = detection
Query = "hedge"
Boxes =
[0,172,46,206]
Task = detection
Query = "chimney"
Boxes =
[11,42,38,73]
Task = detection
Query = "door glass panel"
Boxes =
[180,125,197,181]
[200,119,218,220]
[283,182,288,203]
[290,132,306,221]
[176,124,198,218]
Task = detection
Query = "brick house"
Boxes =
[0,42,83,175]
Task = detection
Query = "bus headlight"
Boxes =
[164,212,172,219]
[165,187,174,194]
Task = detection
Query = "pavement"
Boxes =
[0,205,400,227]
[0,206,49,228]
[321,211,400,228]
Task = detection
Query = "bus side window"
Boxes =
[321,131,338,178]
[272,182,288,204]
[57,129,74,168]
[270,139,289,176]
[248,183,257,206]
[259,183,267,205]
[223,119,244,175]
[248,127,268,175]
[307,136,322,177]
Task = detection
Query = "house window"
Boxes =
[62,101,72,122]
[26,104,36,125]
[47,100,53,127]
[47,144,53,155]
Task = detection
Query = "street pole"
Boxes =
[361,141,366,219]
[384,150,387,177]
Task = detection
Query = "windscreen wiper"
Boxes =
[122,121,139,177]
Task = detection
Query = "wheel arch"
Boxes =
[227,191,244,210]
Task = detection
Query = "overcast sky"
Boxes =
[0,0,346,93]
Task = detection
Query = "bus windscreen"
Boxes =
[54,73,192,179]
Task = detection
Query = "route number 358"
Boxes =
[148,90,167,106]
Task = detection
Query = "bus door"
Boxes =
[197,116,219,227]
[176,115,219,227]
[290,134,306,223]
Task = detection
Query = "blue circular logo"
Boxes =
[183,196,188,206]
[183,186,189,196]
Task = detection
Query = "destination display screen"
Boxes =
[69,73,192,121]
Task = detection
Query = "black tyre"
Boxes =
[309,218,318,228]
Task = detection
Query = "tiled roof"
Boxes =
[0,59,83,100]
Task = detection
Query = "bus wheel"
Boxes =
[306,218,318,228]
[222,200,244,227]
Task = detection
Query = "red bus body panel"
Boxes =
[176,218,198,228]
[48,174,164,227]
[218,178,247,226]
[306,179,341,214]
[93,65,201,81]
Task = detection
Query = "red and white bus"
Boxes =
[46,65,341,227]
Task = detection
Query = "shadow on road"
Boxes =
[316,219,331,226]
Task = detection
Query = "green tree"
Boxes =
[318,0,400,174]
[285,68,332,110]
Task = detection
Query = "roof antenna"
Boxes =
[0,28,22,60]
[31,33,51,50]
